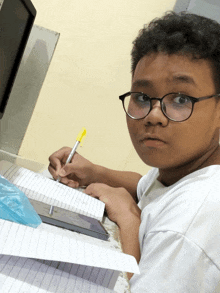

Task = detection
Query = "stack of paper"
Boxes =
[0,161,139,292]
[0,161,104,221]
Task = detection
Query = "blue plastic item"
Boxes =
[0,175,42,228]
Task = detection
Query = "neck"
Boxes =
[157,143,220,186]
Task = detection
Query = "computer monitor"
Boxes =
[0,0,36,118]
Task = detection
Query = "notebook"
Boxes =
[0,160,104,221]
[0,160,139,292]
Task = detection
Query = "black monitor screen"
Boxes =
[0,0,36,118]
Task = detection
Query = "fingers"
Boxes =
[48,148,94,188]
[48,147,72,179]
[57,176,80,188]
[48,163,60,180]
[85,183,125,224]
[85,184,112,207]
[85,183,122,209]
[85,183,109,200]
[66,181,80,188]
[49,147,72,168]
[60,163,78,177]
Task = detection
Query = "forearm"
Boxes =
[93,165,142,200]
[85,183,141,279]
[118,210,141,279]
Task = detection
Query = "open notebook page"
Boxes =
[0,255,115,293]
[0,220,139,274]
[0,160,104,221]
[0,219,139,290]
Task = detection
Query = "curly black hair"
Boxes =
[131,12,220,91]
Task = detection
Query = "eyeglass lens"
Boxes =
[123,93,193,122]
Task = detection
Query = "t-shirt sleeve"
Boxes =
[130,230,220,292]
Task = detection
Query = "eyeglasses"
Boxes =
[119,92,220,122]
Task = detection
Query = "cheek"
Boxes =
[126,118,140,145]
[186,108,217,145]
[126,107,219,169]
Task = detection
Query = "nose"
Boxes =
[143,99,168,126]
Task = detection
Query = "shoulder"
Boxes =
[138,165,220,240]
[137,167,159,200]
[140,165,220,257]
[130,229,220,292]
[133,166,220,292]
[140,165,220,227]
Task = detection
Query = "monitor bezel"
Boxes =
[0,0,36,117]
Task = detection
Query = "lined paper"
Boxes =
[0,255,115,293]
[0,161,105,221]
[0,160,140,291]
[0,220,139,275]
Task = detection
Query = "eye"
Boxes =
[132,93,150,103]
[173,94,191,105]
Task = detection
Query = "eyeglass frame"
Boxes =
[119,91,220,122]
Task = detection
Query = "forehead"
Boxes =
[132,53,215,93]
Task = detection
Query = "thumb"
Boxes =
[59,164,75,177]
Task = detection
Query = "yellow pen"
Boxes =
[49,127,87,215]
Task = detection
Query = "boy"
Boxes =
[49,12,220,291]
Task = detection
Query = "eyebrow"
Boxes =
[132,75,197,89]
[172,74,196,85]
[132,79,153,88]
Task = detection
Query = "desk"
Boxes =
[0,150,131,292]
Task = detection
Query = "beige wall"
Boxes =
[18,0,176,174]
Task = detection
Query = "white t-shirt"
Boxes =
[130,165,220,292]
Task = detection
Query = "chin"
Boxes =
[135,149,165,168]
[138,152,180,169]
[138,156,166,169]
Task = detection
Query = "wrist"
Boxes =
[92,164,109,184]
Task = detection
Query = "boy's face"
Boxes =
[127,53,220,170]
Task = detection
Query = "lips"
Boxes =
[141,134,166,142]
[140,135,166,147]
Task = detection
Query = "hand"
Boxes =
[48,147,96,188]
[85,183,141,226]
[86,183,141,267]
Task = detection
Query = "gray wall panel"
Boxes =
[174,0,220,23]
[0,25,60,154]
